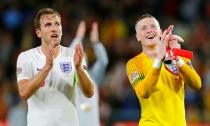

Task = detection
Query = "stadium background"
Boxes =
[0,0,209,126]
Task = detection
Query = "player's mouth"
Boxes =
[146,34,155,40]
[51,34,59,38]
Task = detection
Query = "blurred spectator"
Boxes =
[70,21,109,126]
[0,31,14,64]
[0,82,9,126]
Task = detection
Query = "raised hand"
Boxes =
[74,44,84,69]
[168,35,181,49]
[44,42,56,70]
[76,21,86,40]
[90,22,99,44]
[157,29,170,60]
[164,25,181,50]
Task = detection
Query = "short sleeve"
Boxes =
[16,52,33,83]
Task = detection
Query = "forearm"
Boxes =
[134,60,161,98]
[176,59,202,90]
[89,42,108,84]
[18,66,51,100]
[76,67,94,98]
[135,67,160,98]
[93,42,109,66]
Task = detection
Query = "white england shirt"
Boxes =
[16,46,82,126]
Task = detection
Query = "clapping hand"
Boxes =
[74,44,84,69]
[45,42,57,70]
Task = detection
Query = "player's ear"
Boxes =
[136,33,140,42]
[36,29,41,38]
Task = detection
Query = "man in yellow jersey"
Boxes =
[126,14,202,126]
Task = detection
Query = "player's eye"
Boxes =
[141,26,147,31]
[45,23,51,27]
[151,25,156,29]
[55,22,60,26]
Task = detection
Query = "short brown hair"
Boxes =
[34,8,61,30]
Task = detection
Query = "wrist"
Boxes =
[152,59,162,69]
[176,57,185,68]
[75,64,88,71]
[75,65,83,70]
[43,65,52,72]
[157,54,165,62]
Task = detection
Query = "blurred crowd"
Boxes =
[0,0,210,126]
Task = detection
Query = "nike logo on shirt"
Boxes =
[37,68,42,71]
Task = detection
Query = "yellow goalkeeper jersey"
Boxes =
[126,53,188,126]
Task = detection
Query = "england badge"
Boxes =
[164,63,179,75]
[60,62,72,74]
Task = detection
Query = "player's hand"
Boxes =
[168,35,181,49]
[90,22,99,44]
[44,42,56,70]
[76,21,86,40]
[157,30,170,60]
[165,25,181,60]
[74,44,84,69]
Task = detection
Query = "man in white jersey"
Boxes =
[70,21,108,126]
[16,8,94,126]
